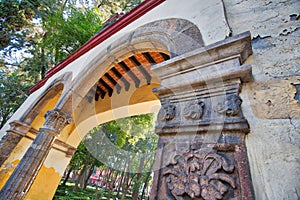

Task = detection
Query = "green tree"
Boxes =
[81,114,157,199]
[0,64,31,128]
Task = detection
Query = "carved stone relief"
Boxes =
[43,109,72,134]
[158,104,176,121]
[151,32,254,199]
[164,143,236,199]
[183,100,205,120]
[217,94,242,116]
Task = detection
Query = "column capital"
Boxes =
[42,109,72,135]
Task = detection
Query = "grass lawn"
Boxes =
[53,183,132,200]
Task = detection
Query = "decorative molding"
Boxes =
[29,127,76,157]
[183,100,205,120]
[6,120,31,137]
[152,32,252,95]
[164,144,235,199]
[43,109,72,134]
[0,121,32,166]
[217,94,242,116]
[158,104,176,121]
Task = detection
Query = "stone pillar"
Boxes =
[0,121,31,166]
[150,32,255,199]
[0,109,72,200]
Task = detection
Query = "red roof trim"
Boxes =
[29,0,166,93]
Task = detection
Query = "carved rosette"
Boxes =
[183,100,205,120]
[217,94,242,116]
[43,109,72,134]
[158,104,176,121]
[164,145,236,199]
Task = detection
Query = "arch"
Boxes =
[0,73,73,191]
[21,72,72,125]
[64,18,204,145]
[69,18,204,108]
[1,18,204,199]
[0,72,71,169]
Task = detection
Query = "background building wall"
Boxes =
[223,0,300,199]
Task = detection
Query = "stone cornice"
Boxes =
[152,31,252,94]
[153,32,253,135]
[29,127,76,157]
[7,120,31,137]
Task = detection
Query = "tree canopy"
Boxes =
[0,0,143,128]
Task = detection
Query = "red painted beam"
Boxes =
[29,0,165,93]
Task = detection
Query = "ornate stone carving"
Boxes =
[43,109,72,133]
[164,145,235,199]
[183,100,205,120]
[158,104,176,121]
[217,94,242,116]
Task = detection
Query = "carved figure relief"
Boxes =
[158,104,176,121]
[164,145,236,199]
[183,100,205,120]
[217,94,242,116]
[44,109,72,132]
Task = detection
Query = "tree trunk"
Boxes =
[111,170,119,191]
[83,158,97,189]
[121,157,134,200]
[141,171,151,199]
[132,155,145,200]
[116,170,125,197]
[62,166,73,186]
[73,153,91,192]
[95,169,104,200]
[121,171,130,200]
[79,154,91,189]
[73,171,80,192]
[105,168,113,190]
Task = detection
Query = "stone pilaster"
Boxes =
[150,32,255,199]
[0,121,31,167]
[0,109,72,200]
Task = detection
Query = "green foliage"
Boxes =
[54,184,133,199]
[0,0,39,48]
[41,6,102,65]
[0,64,32,128]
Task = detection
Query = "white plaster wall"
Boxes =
[223,0,300,199]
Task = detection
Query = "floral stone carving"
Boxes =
[164,145,236,199]
[183,100,205,120]
[43,109,72,133]
[158,104,176,121]
[217,94,242,116]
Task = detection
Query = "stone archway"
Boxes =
[0,18,205,199]
[0,17,255,200]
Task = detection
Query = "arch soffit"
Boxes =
[69,18,204,110]
[65,18,204,145]
[21,72,73,124]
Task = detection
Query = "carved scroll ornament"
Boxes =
[43,109,72,133]
[183,100,205,120]
[164,145,236,199]
[217,94,242,116]
[158,104,176,121]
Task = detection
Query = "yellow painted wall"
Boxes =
[0,160,19,190]
[0,137,32,190]
[0,91,64,191]
[25,165,62,200]
[30,91,62,131]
